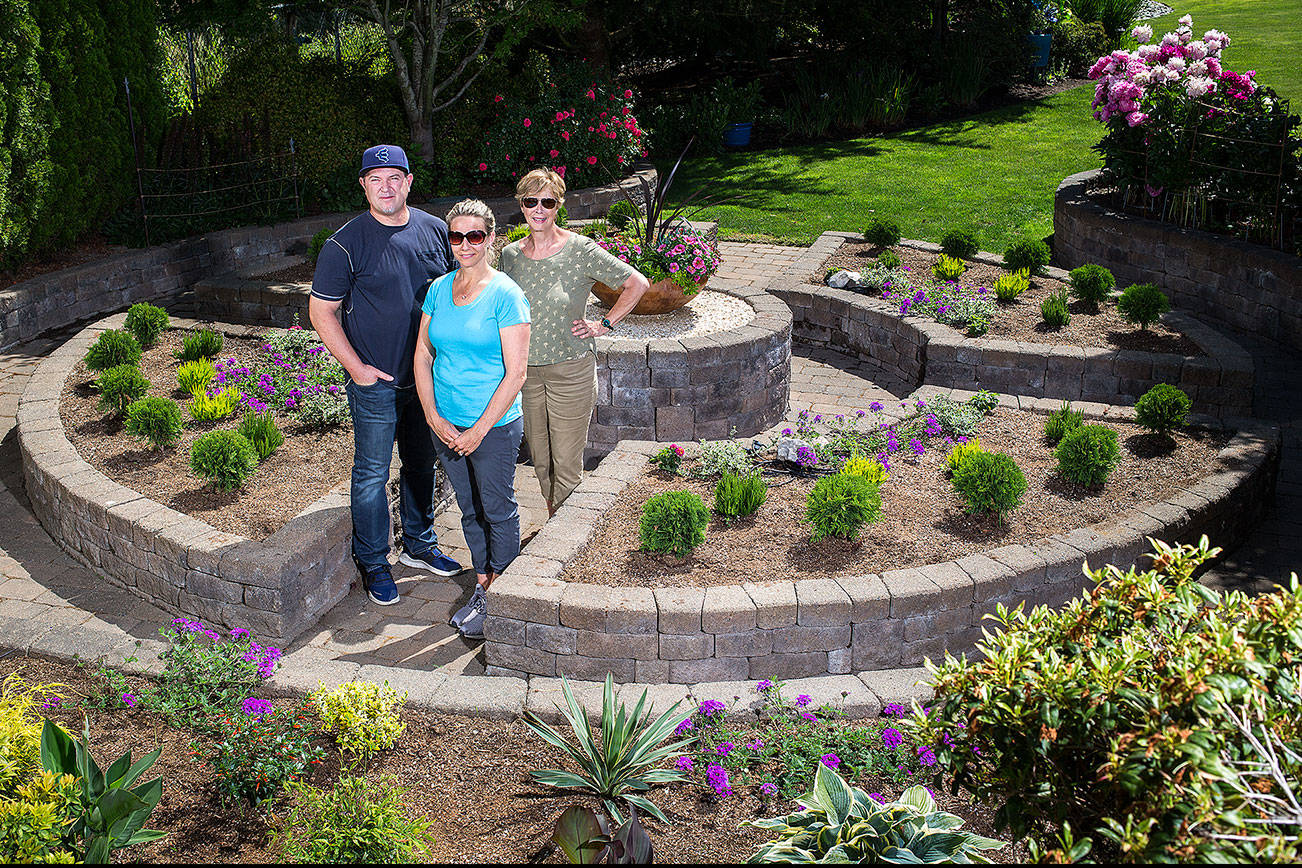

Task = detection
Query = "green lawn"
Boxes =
[673,0,1301,249]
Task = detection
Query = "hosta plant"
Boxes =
[914,536,1302,863]
[552,805,653,865]
[745,765,1005,863]
[523,674,691,824]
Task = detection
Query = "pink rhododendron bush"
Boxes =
[1087,14,1301,243]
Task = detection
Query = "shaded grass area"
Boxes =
[672,0,1300,248]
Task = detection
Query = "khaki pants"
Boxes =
[522,354,597,508]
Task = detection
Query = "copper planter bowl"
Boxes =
[591,275,708,315]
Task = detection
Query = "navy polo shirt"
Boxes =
[310,208,454,388]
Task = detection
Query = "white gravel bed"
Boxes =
[586,290,755,341]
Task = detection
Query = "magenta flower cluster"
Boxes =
[241,697,274,716]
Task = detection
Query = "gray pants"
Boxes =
[432,417,524,576]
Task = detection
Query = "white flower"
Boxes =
[1137,44,1160,60]
[1185,40,1207,60]
[1179,14,1193,27]
[1161,32,1180,47]
[1179,28,1193,44]
[1166,56,1186,72]
[1132,24,1153,42]
[1185,76,1214,98]
[1133,69,1154,86]
[1188,59,1208,77]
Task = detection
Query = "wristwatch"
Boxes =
[601,317,615,332]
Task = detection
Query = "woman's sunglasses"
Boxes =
[519,197,559,210]
[449,230,488,245]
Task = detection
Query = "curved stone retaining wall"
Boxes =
[0,167,657,351]
[777,232,1254,418]
[483,412,1280,683]
[1054,168,1302,352]
[18,314,363,643]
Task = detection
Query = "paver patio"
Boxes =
[0,240,1298,691]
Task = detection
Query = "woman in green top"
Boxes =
[500,168,650,516]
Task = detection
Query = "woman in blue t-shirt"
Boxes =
[414,198,531,640]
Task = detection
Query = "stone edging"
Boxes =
[769,231,1254,418]
[481,399,1280,684]
[17,313,365,644]
[1054,168,1302,353]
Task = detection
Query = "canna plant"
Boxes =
[523,674,692,824]
[745,765,1005,863]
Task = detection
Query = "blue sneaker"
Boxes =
[398,547,463,577]
[362,564,400,606]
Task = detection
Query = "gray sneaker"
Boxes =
[458,587,489,640]
[449,584,485,629]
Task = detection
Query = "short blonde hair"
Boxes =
[445,198,496,238]
[515,168,566,205]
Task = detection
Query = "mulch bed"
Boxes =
[59,329,352,541]
[562,407,1231,588]
[814,242,1204,356]
[9,654,1028,864]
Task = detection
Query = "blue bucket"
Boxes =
[1028,33,1052,70]
[723,122,753,148]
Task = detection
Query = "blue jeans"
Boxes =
[432,418,523,576]
[346,380,438,570]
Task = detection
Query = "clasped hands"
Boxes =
[429,415,485,456]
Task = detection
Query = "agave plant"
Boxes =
[745,764,1006,863]
[523,674,693,824]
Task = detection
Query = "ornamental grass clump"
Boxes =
[124,396,182,449]
[1041,288,1071,329]
[1055,423,1119,486]
[506,223,530,243]
[640,490,709,557]
[123,303,169,348]
[805,473,882,542]
[876,249,901,269]
[273,775,435,863]
[196,699,324,806]
[310,680,407,765]
[94,364,149,416]
[523,674,692,824]
[1067,263,1115,310]
[1134,383,1192,438]
[176,328,223,361]
[0,674,59,793]
[949,451,1026,526]
[1116,282,1170,329]
[713,471,767,521]
[993,270,1029,304]
[940,229,979,259]
[176,359,216,397]
[1043,401,1084,446]
[83,329,141,372]
[913,536,1302,863]
[745,766,1005,863]
[932,254,966,282]
[1002,239,1051,274]
[236,410,283,461]
[863,217,901,246]
[190,430,258,490]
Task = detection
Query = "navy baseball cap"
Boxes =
[359,144,410,177]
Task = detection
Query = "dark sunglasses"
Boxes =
[449,230,488,245]
[519,196,559,210]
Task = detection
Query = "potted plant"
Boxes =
[590,140,728,315]
[1028,0,1060,73]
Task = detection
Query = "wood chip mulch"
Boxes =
[562,407,1231,588]
[60,329,352,542]
[814,242,1204,356]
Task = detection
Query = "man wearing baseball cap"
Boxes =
[309,144,463,606]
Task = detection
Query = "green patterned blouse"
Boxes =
[500,233,638,366]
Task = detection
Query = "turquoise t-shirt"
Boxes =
[421,270,531,428]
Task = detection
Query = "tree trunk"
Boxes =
[410,116,435,164]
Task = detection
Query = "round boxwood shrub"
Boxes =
[1055,424,1120,487]
[639,490,709,557]
[190,430,259,491]
[123,303,169,348]
[607,199,641,231]
[124,396,183,449]
[83,329,141,372]
[308,228,333,264]
[1002,239,1051,274]
[1116,283,1171,330]
[863,217,901,247]
[1067,263,1115,310]
[941,229,979,259]
[805,473,882,542]
[1135,383,1192,437]
[1043,401,1084,446]
[95,364,150,416]
[950,451,1027,526]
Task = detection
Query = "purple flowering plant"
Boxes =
[153,619,285,728]
[210,328,349,427]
